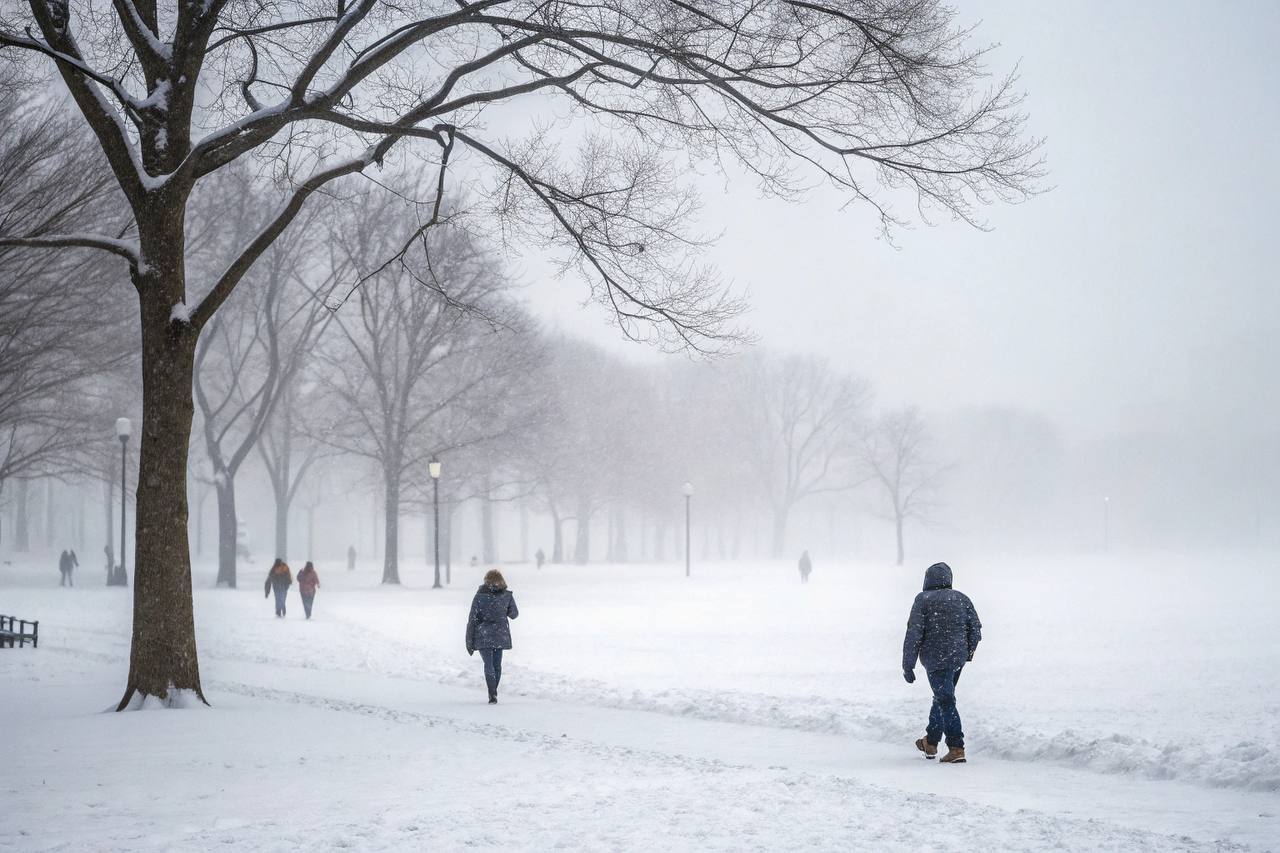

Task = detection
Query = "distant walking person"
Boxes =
[347,545,357,572]
[103,544,114,584]
[902,562,982,764]
[297,562,320,619]
[264,558,293,618]
[58,550,72,587]
[465,569,519,704]
[798,550,812,584]
[534,547,545,571]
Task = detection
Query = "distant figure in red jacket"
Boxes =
[297,562,320,620]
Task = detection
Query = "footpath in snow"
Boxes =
[2,553,1278,851]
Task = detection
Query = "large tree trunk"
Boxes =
[895,512,905,566]
[381,472,400,584]
[214,474,238,587]
[119,283,205,709]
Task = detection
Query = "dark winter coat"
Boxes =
[902,562,982,674]
[799,553,812,575]
[466,585,519,653]
[264,564,293,597]
[297,566,320,597]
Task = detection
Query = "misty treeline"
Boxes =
[0,0,1044,707]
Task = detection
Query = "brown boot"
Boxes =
[939,746,966,764]
[915,737,938,759]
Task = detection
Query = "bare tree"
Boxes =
[192,172,331,586]
[864,406,945,566]
[0,0,1041,706]
[0,80,135,539]
[317,189,528,584]
[733,353,871,557]
[256,373,334,563]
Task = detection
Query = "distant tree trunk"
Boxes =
[519,501,529,563]
[895,512,905,567]
[382,472,400,584]
[214,473,237,587]
[614,508,628,562]
[307,504,316,560]
[605,510,616,562]
[104,477,114,557]
[76,487,86,549]
[653,521,666,562]
[574,497,592,564]
[480,476,497,564]
[731,514,742,560]
[444,504,454,582]
[44,478,55,547]
[274,500,289,563]
[770,507,789,559]
[15,479,30,552]
[550,506,564,563]
[194,482,206,557]
[702,519,712,560]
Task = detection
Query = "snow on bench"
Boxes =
[0,615,38,649]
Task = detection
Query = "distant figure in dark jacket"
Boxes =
[798,550,812,584]
[347,545,356,572]
[297,562,320,620]
[58,550,72,587]
[264,559,293,618]
[465,569,519,704]
[534,548,545,571]
[902,561,982,764]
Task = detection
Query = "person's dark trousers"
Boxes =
[60,569,67,587]
[478,648,503,698]
[925,666,964,748]
[273,588,287,617]
[302,595,314,619]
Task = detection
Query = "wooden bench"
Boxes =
[0,615,38,648]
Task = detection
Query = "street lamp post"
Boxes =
[430,459,442,589]
[683,481,693,578]
[115,418,131,587]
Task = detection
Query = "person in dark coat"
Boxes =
[465,569,519,704]
[264,559,293,618]
[534,548,545,571]
[798,550,812,584]
[347,545,356,572]
[902,561,982,764]
[297,562,320,620]
[58,550,70,587]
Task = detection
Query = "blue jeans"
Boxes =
[478,648,503,697]
[301,595,314,619]
[273,587,287,617]
[925,666,964,748]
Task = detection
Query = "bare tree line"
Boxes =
[0,0,1041,707]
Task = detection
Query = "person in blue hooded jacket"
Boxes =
[902,561,982,763]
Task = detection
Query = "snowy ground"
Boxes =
[2,552,1277,851]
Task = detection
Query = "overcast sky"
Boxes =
[525,0,1280,441]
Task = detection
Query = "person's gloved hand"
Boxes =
[903,669,915,684]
